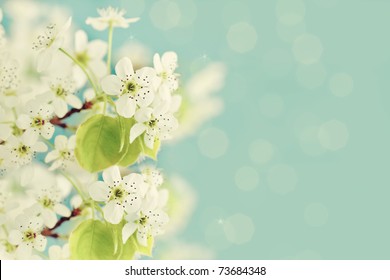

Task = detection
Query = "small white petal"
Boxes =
[101,75,122,96]
[122,222,137,244]
[115,57,134,79]
[135,107,153,123]
[54,203,71,217]
[87,40,108,59]
[45,151,60,163]
[33,235,47,252]
[66,95,82,109]
[16,115,31,130]
[103,166,122,185]
[55,135,68,150]
[153,53,163,73]
[103,201,124,224]
[129,123,147,143]
[42,209,57,228]
[37,49,53,72]
[21,165,35,186]
[9,230,23,245]
[33,141,48,152]
[115,95,136,118]
[75,30,88,53]
[53,99,68,118]
[89,181,109,201]
[41,124,55,139]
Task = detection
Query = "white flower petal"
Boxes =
[42,209,57,228]
[55,135,68,150]
[144,131,156,150]
[9,230,23,245]
[89,59,107,79]
[86,18,108,31]
[53,98,68,118]
[161,51,178,73]
[115,57,134,79]
[101,75,122,96]
[33,234,47,252]
[54,203,71,217]
[75,30,88,53]
[0,124,11,141]
[115,95,136,118]
[135,107,153,123]
[41,124,55,139]
[135,87,154,108]
[37,49,53,72]
[137,228,148,247]
[45,151,59,163]
[21,165,34,186]
[33,141,48,153]
[122,222,137,244]
[89,181,109,201]
[66,95,82,109]
[103,166,121,185]
[129,123,147,143]
[103,201,124,224]
[16,114,31,130]
[87,40,107,59]
[153,53,163,73]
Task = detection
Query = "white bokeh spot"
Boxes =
[227,22,258,53]
[149,0,182,30]
[235,166,259,191]
[293,34,323,65]
[318,120,349,151]
[249,139,275,164]
[276,0,306,26]
[267,164,298,195]
[329,72,354,97]
[198,127,229,159]
[223,213,255,245]
[304,203,329,227]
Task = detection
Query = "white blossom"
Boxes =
[6,133,47,167]
[33,17,72,72]
[73,30,107,87]
[153,52,179,99]
[130,106,178,149]
[45,135,76,171]
[122,208,169,246]
[16,101,55,141]
[29,185,71,228]
[44,75,82,118]
[89,166,147,224]
[8,214,47,255]
[86,7,139,31]
[101,57,157,118]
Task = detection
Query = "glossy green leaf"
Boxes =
[119,233,154,259]
[75,114,126,172]
[69,220,117,260]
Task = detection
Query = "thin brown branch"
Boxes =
[50,101,93,128]
[41,208,81,238]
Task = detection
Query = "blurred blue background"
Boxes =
[10,0,390,259]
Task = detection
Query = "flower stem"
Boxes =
[59,48,98,95]
[61,171,87,201]
[107,23,114,74]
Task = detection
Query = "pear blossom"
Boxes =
[101,57,157,118]
[8,215,47,255]
[44,75,82,118]
[0,56,22,108]
[16,102,55,141]
[6,133,47,167]
[49,244,70,260]
[89,166,147,224]
[29,185,71,228]
[45,135,76,171]
[86,7,139,31]
[33,17,72,72]
[130,106,179,149]
[153,52,179,99]
[122,208,169,246]
[73,30,107,87]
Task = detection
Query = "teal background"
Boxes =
[14,0,390,259]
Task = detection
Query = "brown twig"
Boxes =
[50,101,93,128]
[41,208,81,238]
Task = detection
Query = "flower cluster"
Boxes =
[0,2,226,260]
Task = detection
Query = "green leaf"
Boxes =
[117,117,142,167]
[119,233,154,260]
[69,220,117,260]
[141,139,161,160]
[75,114,126,172]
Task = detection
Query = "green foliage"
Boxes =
[69,219,154,260]
[75,115,161,172]
[69,220,116,260]
[75,115,127,172]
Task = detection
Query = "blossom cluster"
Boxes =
[0,2,226,260]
